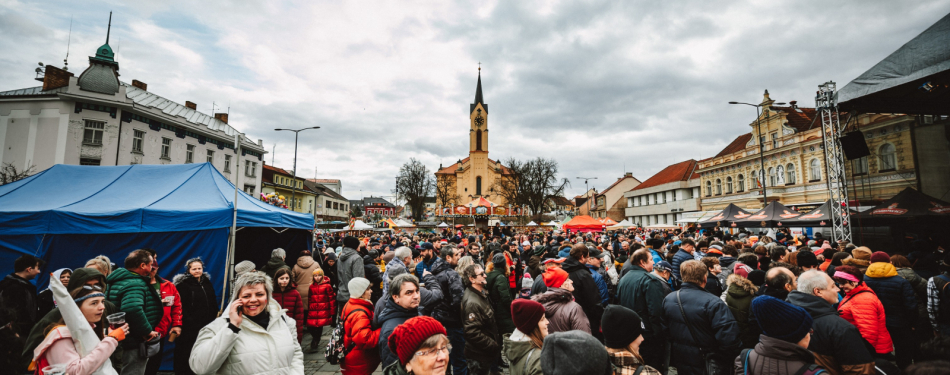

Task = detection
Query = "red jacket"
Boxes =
[154,277,182,337]
[272,286,304,342]
[838,282,893,354]
[306,277,336,328]
[341,298,380,375]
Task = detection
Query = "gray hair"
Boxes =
[461,263,483,287]
[394,246,413,262]
[797,270,831,295]
[387,265,408,282]
[457,256,474,274]
[388,273,419,298]
[440,244,457,259]
[271,248,286,258]
[231,271,273,302]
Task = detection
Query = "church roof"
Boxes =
[435,157,512,175]
[470,71,488,114]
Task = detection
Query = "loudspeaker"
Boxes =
[840,131,871,160]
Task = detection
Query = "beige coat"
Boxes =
[292,256,321,307]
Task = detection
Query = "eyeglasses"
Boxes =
[414,344,452,359]
[477,272,487,277]
[83,285,103,291]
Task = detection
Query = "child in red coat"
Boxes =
[306,269,336,353]
[272,268,304,342]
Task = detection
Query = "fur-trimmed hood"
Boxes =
[173,272,211,285]
[726,273,758,295]
[532,286,574,305]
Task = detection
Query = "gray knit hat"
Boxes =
[348,277,371,299]
[541,330,612,375]
[235,260,256,275]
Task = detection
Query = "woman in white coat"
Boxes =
[189,271,304,375]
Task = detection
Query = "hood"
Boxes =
[429,256,452,275]
[561,256,585,272]
[340,247,360,262]
[846,282,875,297]
[755,335,816,363]
[173,272,211,285]
[266,256,287,268]
[106,267,147,284]
[532,287,574,308]
[865,262,898,278]
[363,254,378,266]
[296,255,315,268]
[720,256,737,269]
[66,268,105,291]
[526,255,540,270]
[726,274,757,296]
[786,291,838,319]
[505,329,537,363]
[377,297,418,324]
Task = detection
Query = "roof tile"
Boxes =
[630,159,699,191]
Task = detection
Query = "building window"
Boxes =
[715,179,722,195]
[132,130,144,153]
[705,181,712,197]
[161,138,172,159]
[243,185,255,194]
[476,176,482,196]
[879,143,896,171]
[786,163,796,184]
[207,150,215,164]
[853,156,868,175]
[224,154,231,172]
[810,159,821,181]
[245,161,257,177]
[768,168,776,186]
[83,120,105,145]
[726,177,733,194]
[80,158,101,166]
[186,144,195,163]
[771,133,778,149]
[737,174,744,192]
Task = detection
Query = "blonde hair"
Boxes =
[85,256,112,277]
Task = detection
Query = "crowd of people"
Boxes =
[2,225,950,375]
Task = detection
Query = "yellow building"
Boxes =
[697,91,917,212]
[435,70,512,206]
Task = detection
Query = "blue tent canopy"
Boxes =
[0,163,313,234]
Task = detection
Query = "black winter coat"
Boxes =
[363,255,384,303]
[0,274,38,338]
[173,273,218,336]
[705,272,724,297]
[429,257,465,328]
[786,291,874,373]
[562,256,604,337]
[377,298,420,369]
[658,283,741,375]
[863,263,917,328]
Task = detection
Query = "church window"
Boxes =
[476,176,482,195]
[476,130,483,151]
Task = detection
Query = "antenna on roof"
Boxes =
[211,101,218,116]
[64,16,72,71]
[106,11,112,45]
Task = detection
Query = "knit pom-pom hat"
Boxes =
[388,316,447,366]
[751,295,813,343]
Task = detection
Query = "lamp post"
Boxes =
[576,177,597,215]
[728,101,785,208]
[274,126,320,212]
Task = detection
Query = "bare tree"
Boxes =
[0,163,37,186]
[349,205,363,219]
[493,157,570,221]
[395,158,435,222]
[435,175,460,207]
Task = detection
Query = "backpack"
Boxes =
[740,348,827,375]
[324,308,368,365]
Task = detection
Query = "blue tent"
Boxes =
[0,163,314,370]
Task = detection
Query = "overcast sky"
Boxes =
[2,0,948,200]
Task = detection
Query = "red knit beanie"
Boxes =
[870,251,890,264]
[388,316,447,366]
[543,267,569,288]
[511,299,545,334]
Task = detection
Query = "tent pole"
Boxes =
[223,133,241,311]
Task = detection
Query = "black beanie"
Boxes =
[343,236,360,250]
[601,305,645,348]
[540,330,612,375]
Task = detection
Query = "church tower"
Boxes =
[469,68,488,153]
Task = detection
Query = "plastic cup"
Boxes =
[106,312,126,330]
[42,365,65,375]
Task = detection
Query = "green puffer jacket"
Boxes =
[725,274,759,349]
[105,268,163,343]
[485,269,515,334]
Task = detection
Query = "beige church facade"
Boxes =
[435,70,512,207]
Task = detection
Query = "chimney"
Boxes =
[789,100,798,109]
[42,65,73,91]
[131,79,147,91]
[185,101,197,110]
[214,113,228,124]
[258,139,263,146]
[625,172,633,177]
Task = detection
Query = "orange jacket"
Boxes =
[838,283,892,354]
[341,298,381,375]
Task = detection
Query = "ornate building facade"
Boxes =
[435,70,512,206]
[697,91,917,212]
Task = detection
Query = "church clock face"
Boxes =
[474,116,485,127]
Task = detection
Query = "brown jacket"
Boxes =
[531,287,590,334]
[292,256,321,307]
[461,286,501,363]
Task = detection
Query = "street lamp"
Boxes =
[274,126,320,212]
[728,101,785,208]
[576,177,597,215]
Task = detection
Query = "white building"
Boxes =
[624,159,702,226]
[0,34,266,193]
[309,179,342,195]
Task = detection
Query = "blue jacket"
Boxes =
[415,256,436,277]
[659,283,741,375]
[649,249,664,265]
[671,249,694,281]
[586,264,610,306]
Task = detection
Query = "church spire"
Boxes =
[470,65,487,114]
